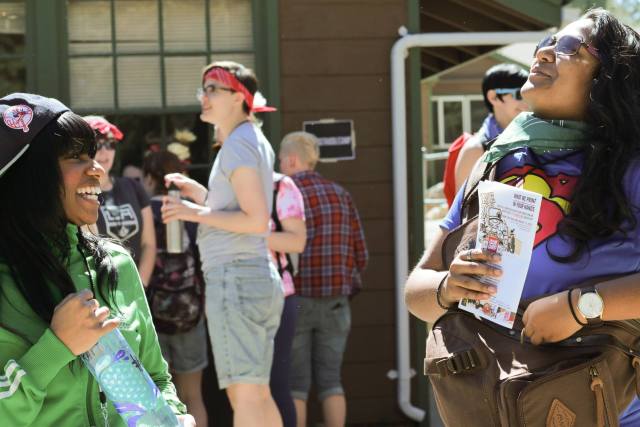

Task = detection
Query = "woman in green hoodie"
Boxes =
[0,93,195,426]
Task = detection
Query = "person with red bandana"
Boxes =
[161,61,284,427]
[84,116,156,288]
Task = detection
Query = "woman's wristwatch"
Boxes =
[576,286,604,326]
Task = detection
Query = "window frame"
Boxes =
[0,0,29,94]
[65,0,258,115]
[59,0,280,173]
[431,94,484,147]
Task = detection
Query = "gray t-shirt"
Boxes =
[198,122,274,271]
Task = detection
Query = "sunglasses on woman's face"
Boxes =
[533,34,600,60]
[96,141,117,151]
[494,88,522,101]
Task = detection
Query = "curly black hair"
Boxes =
[555,8,640,262]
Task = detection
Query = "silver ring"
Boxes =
[467,249,474,262]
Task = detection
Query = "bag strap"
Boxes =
[425,348,482,377]
[441,308,640,358]
[476,276,640,355]
[425,326,640,379]
[272,179,281,229]
[460,158,497,222]
[271,179,295,278]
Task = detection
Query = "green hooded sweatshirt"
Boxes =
[0,224,186,426]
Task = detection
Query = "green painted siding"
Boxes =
[253,0,281,147]
[407,0,430,425]
[494,0,564,26]
[407,3,424,265]
[31,0,67,99]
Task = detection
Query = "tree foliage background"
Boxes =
[570,0,640,27]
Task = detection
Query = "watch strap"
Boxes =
[568,288,588,327]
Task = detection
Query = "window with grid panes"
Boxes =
[0,1,26,95]
[431,95,485,147]
[66,0,255,182]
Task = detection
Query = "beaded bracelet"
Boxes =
[436,273,452,310]
[567,288,588,326]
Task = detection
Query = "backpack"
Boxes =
[427,157,640,427]
[442,131,499,207]
[146,199,204,335]
[442,132,472,207]
[272,178,295,279]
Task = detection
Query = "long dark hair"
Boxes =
[142,150,185,196]
[0,111,118,324]
[555,9,640,261]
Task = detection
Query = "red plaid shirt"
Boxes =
[291,171,368,297]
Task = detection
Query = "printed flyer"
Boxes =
[458,180,542,328]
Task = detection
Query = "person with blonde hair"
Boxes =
[279,131,368,427]
[279,131,320,170]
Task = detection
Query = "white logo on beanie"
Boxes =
[3,104,33,133]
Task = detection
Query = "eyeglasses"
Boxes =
[533,34,600,60]
[96,141,117,151]
[196,84,236,101]
[494,88,523,101]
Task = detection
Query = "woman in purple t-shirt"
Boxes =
[405,8,640,425]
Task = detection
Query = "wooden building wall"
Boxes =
[279,1,413,425]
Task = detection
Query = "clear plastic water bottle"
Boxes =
[81,329,180,427]
[166,183,184,254]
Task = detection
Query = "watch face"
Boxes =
[578,292,604,319]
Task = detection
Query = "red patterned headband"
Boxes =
[203,67,276,113]
[84,117,124,141]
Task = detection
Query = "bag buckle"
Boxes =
[436,349,479,376]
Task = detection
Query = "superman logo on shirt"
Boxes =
[499,165,580,248]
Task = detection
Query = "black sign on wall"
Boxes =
[303,119,355,162]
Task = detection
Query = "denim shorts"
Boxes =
[203,257,284,389]
[290,295,351,401]
[157,317,208,374]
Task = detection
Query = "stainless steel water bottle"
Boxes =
[166,183,183,254]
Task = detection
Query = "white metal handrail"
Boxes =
[391,29,550,423]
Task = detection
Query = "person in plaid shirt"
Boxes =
[278,131,368,427]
